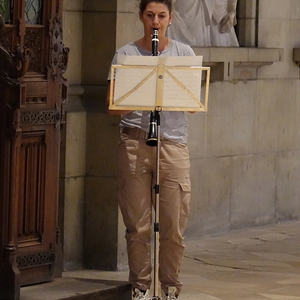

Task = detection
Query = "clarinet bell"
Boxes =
[146,111,158,147]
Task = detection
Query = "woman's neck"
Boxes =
[137,35,170,53]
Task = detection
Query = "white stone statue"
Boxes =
[210,0,239,46]
[168,0,239,47]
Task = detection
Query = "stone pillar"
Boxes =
[63,0,86,271]
[63,0,142,272]
[82,0,130,271]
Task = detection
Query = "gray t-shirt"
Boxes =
[110,40,195,144]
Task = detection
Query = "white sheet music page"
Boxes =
[112,55,203,111]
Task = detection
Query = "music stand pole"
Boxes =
[152,109,161,300]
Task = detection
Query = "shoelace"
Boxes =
[167,296,178,300]
[164,289,178,300]
[133,289,150,300]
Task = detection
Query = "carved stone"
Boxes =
[168,0,239,47]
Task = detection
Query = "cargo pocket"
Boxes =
[179,179,191,234]
[158,177,191,240]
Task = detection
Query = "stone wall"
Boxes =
[187,0,300,235]
[62,0,300,271]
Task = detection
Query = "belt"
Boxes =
[120,127,148,140]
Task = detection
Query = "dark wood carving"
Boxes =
[17,133,46,244]
[0,15,30,87]
[50,16,69,83]
[24,27,43,73]
[0,1,68,299]
[17,251,55,270]
[26,96,47,104]
[21,110,60,126]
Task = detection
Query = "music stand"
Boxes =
[109,55,210,300]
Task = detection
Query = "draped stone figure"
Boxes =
[168,0,239,47]
[168,0,211,46]
[210,0,239,46]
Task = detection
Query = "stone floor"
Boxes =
[181,220,300,300]
[21,220,300,299]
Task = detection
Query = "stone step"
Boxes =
[21,277,131,300]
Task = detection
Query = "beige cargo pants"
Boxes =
[117,127,191,295]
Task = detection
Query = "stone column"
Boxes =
[82,0,140,271]
[63,0,86,271]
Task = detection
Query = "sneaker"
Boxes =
[162,286,178,300]
[132,288,151,300]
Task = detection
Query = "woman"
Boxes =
[107,1,194,299]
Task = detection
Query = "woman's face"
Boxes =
[140,2,172,38]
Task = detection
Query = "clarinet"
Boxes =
[146,28,160,146]
[152,28,159,56]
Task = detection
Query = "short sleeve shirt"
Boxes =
[109,40,195,144]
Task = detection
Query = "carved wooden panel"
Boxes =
[25,97,47,104]
[24,27,44,73]
[21,110,60,126]
[23,81,48,105]
[50,16,69,81]
[17,132,46,245]
[17,251,55,270]
[0,0,67,298]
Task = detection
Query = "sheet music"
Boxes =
[114,67,157,107]
[112,55,205,111]
[163,68,202,108]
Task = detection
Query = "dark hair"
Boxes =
[139,0,173,13]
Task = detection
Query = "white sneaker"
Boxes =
[132,288,151,300]
[161,286,178,300]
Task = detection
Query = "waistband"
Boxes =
[120,127,186,145]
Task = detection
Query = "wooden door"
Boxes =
[0,0,68,299]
